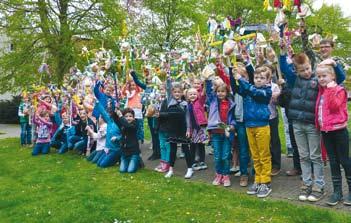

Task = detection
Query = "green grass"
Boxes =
[1,138,351,223]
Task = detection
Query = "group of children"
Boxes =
[18,34,351,206]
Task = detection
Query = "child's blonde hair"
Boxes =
[316,64,336,80]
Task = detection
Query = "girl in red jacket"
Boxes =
[315,64,351,206]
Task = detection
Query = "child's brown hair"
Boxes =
[254,65,272,80]
[293,53,310,67]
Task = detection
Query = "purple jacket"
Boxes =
[205,80,236,130]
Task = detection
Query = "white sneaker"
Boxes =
[234,171,241,177]
[178,152,185,158]
[230,166,240,173]
[184,168,193,179]
[165,170,174,178]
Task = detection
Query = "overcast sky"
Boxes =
[313,0,351,17]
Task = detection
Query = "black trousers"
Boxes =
[322,128,351,193]
[190,143,205,163]
[169,143,192,168]
[270,117,282,169]
[289,121,301,171]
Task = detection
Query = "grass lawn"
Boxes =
[1,138,351,223]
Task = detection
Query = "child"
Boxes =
[113,108,141,173]
[69,109,95,155]
[267,67,282,176]
[186,86,208,171]
[95,100,122,168]
[157,78,192,179]
[205,76,236,187]
[18,93,32,146]
[280,48,345,201]
[86,117,107,163]
[51,113,74,154]
[122,80,144,144]
[315,64,351,206]
[130,70,160,160]
[235,66,272,198]
[32,110,53,156]
[154,84,171,173]
[228,64,252,187]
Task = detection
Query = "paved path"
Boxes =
[140,142,351,212]
[0,124,20,139]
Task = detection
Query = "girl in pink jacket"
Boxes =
[315,64,351,206]
[186,79,208,173]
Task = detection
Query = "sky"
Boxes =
[313,0,351,18]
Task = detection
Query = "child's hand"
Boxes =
[279,39,288,55]
[115,109,123,118]
[234,73,242,80]
[186,131,191,138]
[320,59,337,67]
[111,136,117,142]
[104,148,109,154]
[326,81,337,88]
[85,126,91,132]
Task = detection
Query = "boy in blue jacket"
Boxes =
[235,65,272,198]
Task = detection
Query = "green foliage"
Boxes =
[306,4,351,59]
[1,138,351,222]
[0,0,125,93]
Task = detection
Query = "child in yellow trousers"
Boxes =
[234,66,273,198]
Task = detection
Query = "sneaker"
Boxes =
[222,175,231,187]
[208,149,214,155]
[299,185,312,201]
[326,192,343,206]
[212,174,222,186]
[239,175,249,187]
[343,193,351,206]
[247,183,261,195]
[184,168,194,179]
[271,168,281,176]
[165,170,174,178]
[234,171,241,177]
[178,152,185,158]
[192,163,201,171]
[159,163,170,173]
[199,162,208,170]
[286,169,302,176]
[307,187,325,202]
[154,162,163,172]
[287,148,293,158]
[257,183,272,198]
[230,166,240,174]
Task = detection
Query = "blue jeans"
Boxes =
[51,140,68,154]
[120,154,140,173]
[87,150,104,163]
[70,136,88,152]
[136,118,144,142]
[97,150,120,168]
[236,122,250,175]
[211,133,232,175]
[20,122,32,145]
[32,142,50,156]
[159,131,170,163]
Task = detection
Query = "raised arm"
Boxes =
[130,71,147,90]
[279,54,297,88]
[96,101,112,124]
